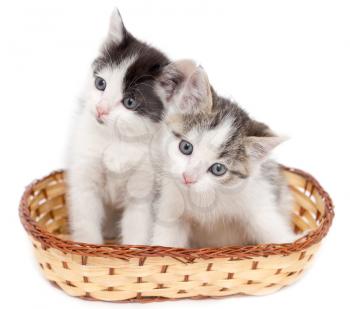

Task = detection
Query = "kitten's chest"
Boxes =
[102,140,150,174]
[182,190,240,221]
[189,218,250,247]
[102,144,155,207]
[103,171,127,207]
[184,193,251,247]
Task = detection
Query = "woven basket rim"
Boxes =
[19,166,334,262]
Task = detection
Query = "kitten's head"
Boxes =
[157,60,285,193]
[82,9,169,138]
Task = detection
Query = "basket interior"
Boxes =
[22,168,329,244]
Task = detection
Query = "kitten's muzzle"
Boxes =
[96,105,110,123]
[182,173,197,185]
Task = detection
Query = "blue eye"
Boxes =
[179,140,193,156]
[210,163,227,176]
[122,97,138,110]
[179,140,193,155]
[95,76,106,91]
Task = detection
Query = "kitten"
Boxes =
[151,60,297,247]
[67,9,169,244]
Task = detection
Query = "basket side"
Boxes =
[18,166,334,302]
[30,236,321,302]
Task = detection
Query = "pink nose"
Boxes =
[182,173,196,185]
[96,105,110,119]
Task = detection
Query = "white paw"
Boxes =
[122,235,150,246]
[71,230,104,244]
[151,235,187,248]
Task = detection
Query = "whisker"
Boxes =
[128,74,156,89]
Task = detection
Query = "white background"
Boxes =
[1,0,349,308]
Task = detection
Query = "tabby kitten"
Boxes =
[151,60,297,247]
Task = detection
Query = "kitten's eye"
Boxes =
[95,76,106,91]
[179,140,193,155]
[122,97,138,110]
[210,163,227,176]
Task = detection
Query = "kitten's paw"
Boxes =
[71,231,104,245]
[151,236,187,248]
[122,236,150,246]
[102,228,117,241]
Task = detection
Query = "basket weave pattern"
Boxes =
[19,167,334,302]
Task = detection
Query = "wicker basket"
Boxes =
[19,166,334,302]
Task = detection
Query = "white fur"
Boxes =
[67,55,157,245]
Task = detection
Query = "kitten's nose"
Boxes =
[96,105,110,119]
[182,173,196,185]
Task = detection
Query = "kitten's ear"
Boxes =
[106,8,126,45]
[246,135,287,161]
[158,59,213,114]
[181,63,213,114]
[157,62,184,102]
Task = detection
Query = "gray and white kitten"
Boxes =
[67,9,168,244]
[151,60,297,247]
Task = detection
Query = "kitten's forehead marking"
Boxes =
[188,118,235,152]
[181,118,236,174]
[99,55,137,101]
